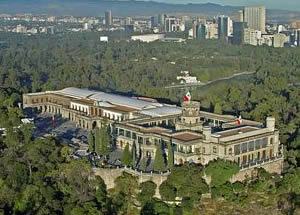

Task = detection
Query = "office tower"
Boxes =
[151,16,158,28]
[196,24,206,39]
[244,6,266,33]
[233,22,247,45]
[125,25,134,33]
[125,17,132,25]
[206,22,218,39]
[218,16,230,39]
[273,33,288,48]
[105,10,112,27]
[158,14,166,25]
[191,20,197,39]
[165,17,179,32]
[237,10,244,22]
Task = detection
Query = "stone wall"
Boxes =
[93,167,169,198]
[230,158,283,182]
[93,158,283,199]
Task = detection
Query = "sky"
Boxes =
[149,0,300,11]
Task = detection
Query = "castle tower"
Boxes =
[176,100,202,131]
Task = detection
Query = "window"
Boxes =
[262,138,268,148]
[270,138,274,145]
[138,136,143,144]
[125,130,131,138]
[154,138,158,145]
[234,144,240,155]
[229,148,232,155]
[255,139,262,150]
[179,145,184,153]
[248,141,254,151]
[241,142,248,153]
[173,144,177,152]
[119,129,124,136]
[132,133,137,140]
[213,146,217,154]
[202,147,206,154]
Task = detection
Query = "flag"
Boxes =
[51,116,55,126]
[183,91,191,102]
[236,116,242,125]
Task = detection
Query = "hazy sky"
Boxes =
[150,0,300,11]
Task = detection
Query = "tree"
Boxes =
[88,130,94,153]
[167,142,174,170]
[20,124,34,144]
[114,172,139,214]
[140,200,172,215]
[137,181,157,205]
[131,142,137,168]
[153,142,165,172]
[140,157,148,170]
[94,128,101,155]
[164,163,208,204]
[159,181,176,201]
[99,122,110,157]
[205,159,240,187]
[214,102,222,114]
[121,144,132,166]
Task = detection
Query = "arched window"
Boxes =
[270,138,274,145]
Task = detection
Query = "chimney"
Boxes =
[266,117,275,132]
[203,126,211,141]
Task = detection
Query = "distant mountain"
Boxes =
[0,0,299,22]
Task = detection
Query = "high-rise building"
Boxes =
[191,20,197,39]
[218,16,230,39]
[273,33,289,48]
[125,17,132,25]
[105,10,112,27]
[237,10,244,22]
[125,25,134,33]
[151,16,159,28]
[233,22,247,45]
[165,17,179,32]
[196,24,206,39]
[244,6,266,33]
[158,14,166,25]
[206,22,218,39]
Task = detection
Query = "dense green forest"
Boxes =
[0,32,300,214]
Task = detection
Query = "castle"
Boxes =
[23,87,283,177]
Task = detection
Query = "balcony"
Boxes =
[239,154,283,170]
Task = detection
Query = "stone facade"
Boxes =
[23,88,284,177]
[93,167,169,198]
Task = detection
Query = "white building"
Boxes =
[131,34,165,43]
[100,36,109,42]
